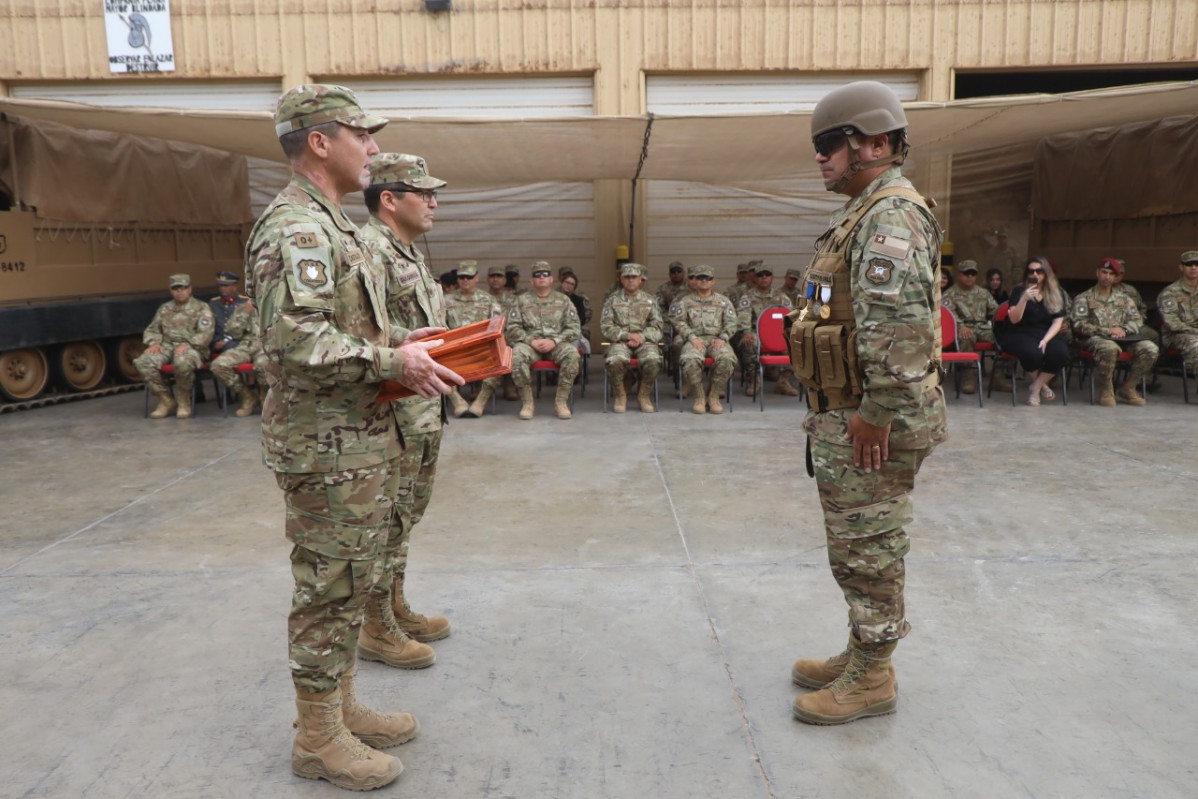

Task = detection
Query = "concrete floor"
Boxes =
[2,367,1195,799]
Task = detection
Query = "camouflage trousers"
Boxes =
[372,428,444,597]
[1164,331,1198,373]
[277,458,402,693]
[732,331,758,377]
[955,324,996,349]
[209,343,268,391]
[605,341,663,381]
[511,341,580,388]
[679,337,737,387]
[811,439,934,645]
[1081,336,1159,387]
[133,345,205,392]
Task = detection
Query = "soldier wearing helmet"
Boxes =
[789,81,947,726]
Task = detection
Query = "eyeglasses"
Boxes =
[391,188,437,204]
[1026,268,1044,274]
[531,270,552,278]
[812,128,855,157]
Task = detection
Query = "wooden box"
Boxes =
[377,316,512,402]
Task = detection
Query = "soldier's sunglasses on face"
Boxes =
[531,270,552,278]
[391,188,438,204]
[694,276,714,282]
[813,128,855,157]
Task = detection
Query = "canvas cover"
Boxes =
[0,113,251,225]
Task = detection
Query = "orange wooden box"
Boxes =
[377,316,512,402]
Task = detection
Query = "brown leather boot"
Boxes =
[175,390,192,419]
[793,639,898,725]
[148,390,175,419]
[518,386,535,420]
[1118,380,1147,406]
[234,387,257,417]
[292,687,402,790]
[337,664,419,749]
[449,388,470,418]
[358,597,436,669]
[391,573,451,643]
[637,379,656,412]
[465,382,494,418]
[554,382,573,419]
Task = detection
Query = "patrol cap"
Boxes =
[689,264,715,279]
[274,84,388,138]
[488,265,506,277]
[505,263,521,276]
[754,263,773,276]
[736,263,752,274]
[785,268,802,280]
[169,273,190,288]
[957,260,980,274]
[668,261,684,273]
[367,153,446,189]
[811,80,908,139]
[214,270,239,285]
[558,266,575,279]
[620,262,646,278]
[1099,257,1124,276]
[530,261,552,278]
[1182,250,1198,265]
[456,260,479,278]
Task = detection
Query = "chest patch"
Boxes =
[866,258,894,285]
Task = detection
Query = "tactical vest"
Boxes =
[789,186,940,412]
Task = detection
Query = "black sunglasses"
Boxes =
[531,270,552,278]
[813,128,855,157]
[1027,268,1045,274]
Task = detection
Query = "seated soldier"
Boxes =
[1070,257,1159,406]
[601,262,664,413]
[670,264,738,414]
[734,262,796,397]
[781,268,803,306]
[208,270,266,417]
[656,261,687,317]
[1157,249,1198,378]
[444,260,504,417]
[940,259,1003,394]
[507,261,582,420]
[134,273,215,419]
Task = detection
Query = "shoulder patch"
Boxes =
[198,317,212,327]
[869,230,912,260]
[292,232,319,249]
[1161,297,1178,311]
[1074,301,1088,317]
[297,259,329,288]
[865,258,895,285]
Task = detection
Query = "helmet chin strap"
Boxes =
[827,135,911,194]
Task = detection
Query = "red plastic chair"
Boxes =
[940,306,983,407]
[602,355,660,412]
[675,356,733,412]
[755,305,799,411]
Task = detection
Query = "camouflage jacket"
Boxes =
[736,287,793,333]
[209,295,258,352]
[669,292,738,341]
[1114,282,1149,324]
[507,290,581,345]
[361,218,444,434]
[803,167,947,450]
[941,284,998,327]
[445,288,503,329]
[600,289,664,344]
[655,280,686,316]
[1157,279,1198,335]
[1070,287,1142,339]
[143,296,215,357]
[244,175,406,474]
[723,282,751,307]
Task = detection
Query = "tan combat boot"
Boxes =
[235,387,257,417]
[689,378,706,414]
[175,390,192,419]
[745,372,760,398]
[391,572,451,643]
[449,388,470,418]
[611,380,627,413]
[338,664,419,749]
[1118,379,1147,406]
[503,377,519,401]
[292,687,403,790]
[465,382,494,418]
[774,374,799,396]
[517,386,536,420]
[706,387,724,414]
[637,380,656,413]
[792,639,898,725]
[1097,381,1117,407]
[358,596,436,669]
[554,382,573,419]
[148,389,176,419]
[960,369,978,394]
[991,364,1012,392]
[792,639,853,689]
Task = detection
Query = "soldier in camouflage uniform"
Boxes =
[488,265,521,401]
[733,263,796,397]
[1157,250,1198,375]
[781,268,803,306]
[789,82,947,726]
[445,260,505,417]
[1070,257,1159,406]
[208,270,267,417]
[670,264,738,414]
[134,273,215,419]
[655,261,687,317]
[359,152,455,671]
[723,262,756,307]
[982,227,1022,291]
[245,85,462,792]
[940,260,1000,394]
[601,262,664,413]
[507,261,582,419]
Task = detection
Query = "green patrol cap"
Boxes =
[785,268,802,280]
[736,263,752,274]
[506,263,521,276]
[620,262,646,278]
[1181,250,1198,265]
[274,84,388,138]
[169,273,190,288]
[456,260,479,278]
[488,266,506,277]
[957,259,979,274]
[367,153,446,189]
[689,264,715,279]
[754,263,773,276]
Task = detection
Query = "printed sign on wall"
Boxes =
[103,1,176,73]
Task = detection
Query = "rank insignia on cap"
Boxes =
[298,259,328,288]
[866,258,894,285]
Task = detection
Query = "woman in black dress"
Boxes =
[998,256,1070,406]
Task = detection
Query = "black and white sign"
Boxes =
[103,1,175,74]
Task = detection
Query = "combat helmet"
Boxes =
[811,81,910,192]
